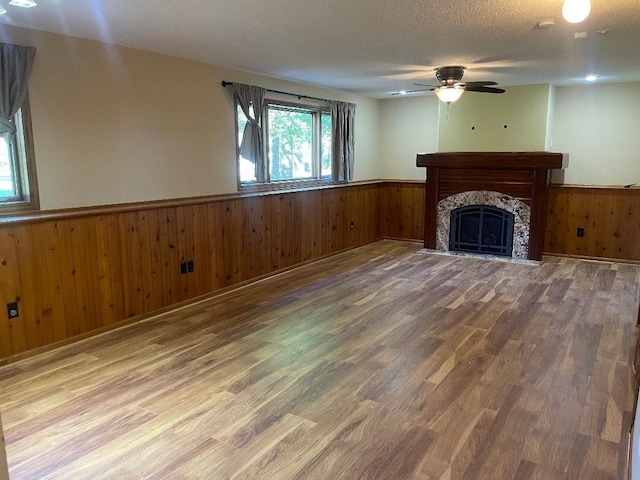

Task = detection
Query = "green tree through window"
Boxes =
[236,99,331,185]
[268,105,313,181]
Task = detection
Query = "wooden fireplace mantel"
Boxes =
[416,151,565,261]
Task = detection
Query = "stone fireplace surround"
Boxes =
[416,152,564,261]
[437,190,531,259]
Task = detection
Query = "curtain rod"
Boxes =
[221,81,332,103]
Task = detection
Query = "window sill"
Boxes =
[0,199,40,218]
[239,178,342,194]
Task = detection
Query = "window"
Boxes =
[236,100,332,185]
[0,96,38,215]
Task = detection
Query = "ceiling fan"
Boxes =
[394,66,505,103]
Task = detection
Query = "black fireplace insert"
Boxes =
[449,205,515,256]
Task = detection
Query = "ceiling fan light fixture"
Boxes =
[9,0,37,7]
[435,86,463,104]
[562,0,591,23]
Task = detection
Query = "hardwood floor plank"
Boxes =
[522,371,589,472]
[567,433,620,480]
[93,465,143,480]
[44,389,236,480]
[562,323,604,376]
[424,408,498,480]
[9,406,156,480]
[0,386,76,430]
[460,384,546,480]
[295,405,429,480]
[245,398,380,479]
[152,437,237,480]
[0,240,638,479]
[217,413,316,479]
[513,459,568,480]
[357,425,436,479]
[215,360,354,449]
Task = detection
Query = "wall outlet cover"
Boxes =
[7,302,18,319]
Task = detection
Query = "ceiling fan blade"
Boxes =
[463,81,498,87]
[414,83,440,90]
[465,86,506,94]
[411,67,506,97]
[390,88,431,95]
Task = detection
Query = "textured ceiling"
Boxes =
[0,0,639,98]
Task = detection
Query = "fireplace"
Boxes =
[437,190,531,259]
[450,205,514,256]
[416,152,564,261]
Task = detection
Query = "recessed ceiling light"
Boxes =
[0,5,7,14]
[585,75,598,81]
[562,0,591,23]
[537,19,556,29]
[9,0,37,7]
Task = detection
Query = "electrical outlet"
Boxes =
[7,302,18,319]
[577,227,585,237]
[180,262,187,275]
[187,260,194,273]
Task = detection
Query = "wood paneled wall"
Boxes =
[378,181,425,241]
[3,181,637,361]
[545,185,640,261]
[380,182,640,263]
[0,184,379,361]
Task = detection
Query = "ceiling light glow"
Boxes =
[562,0,591,23]
[0,5,6,14]
[399,91,407,95]
[435,86,463,104]
[9,0,37,7]
[585,75,597,81]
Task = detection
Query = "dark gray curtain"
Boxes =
[331,101,356,182]
[0,43,36,135]
[233,83,266,182]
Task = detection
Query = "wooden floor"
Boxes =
[1,240,639,479]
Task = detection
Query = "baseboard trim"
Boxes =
[543,252,640,265]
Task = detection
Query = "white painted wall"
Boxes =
[1,25,381,210]
[379,95,439,180]
[4,23,640,210]
[545,84,556,151]
[378,82,640,186]
[437,84,551,152]
[550,82,640,186]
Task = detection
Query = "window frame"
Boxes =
[235,97,333,191]
[0,92,39,216]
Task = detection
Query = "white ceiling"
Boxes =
[0,0,639,98]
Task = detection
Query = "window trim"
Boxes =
[0,92,39,216]
[236,97,334,192]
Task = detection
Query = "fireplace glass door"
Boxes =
[449,205,515,256]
